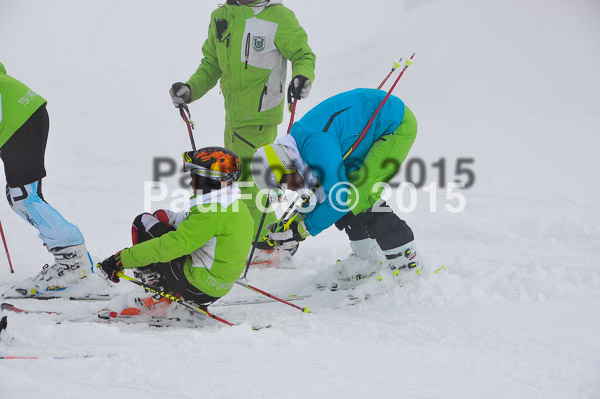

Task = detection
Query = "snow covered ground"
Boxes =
[1,1,599,398]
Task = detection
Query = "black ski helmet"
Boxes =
[183,147,241,193]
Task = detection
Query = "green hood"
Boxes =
[0,62,6,75]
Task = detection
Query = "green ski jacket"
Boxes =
[0,62,47,147]
[120,188,254,298]
[186,1,315,128]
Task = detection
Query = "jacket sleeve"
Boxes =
[273,7,316,82]
[186,20,223,102]
[120,209,217,269]
[301,134,349,236]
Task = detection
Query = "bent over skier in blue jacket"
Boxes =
[252,88,421,285]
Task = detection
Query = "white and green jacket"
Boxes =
[186,0,316,128]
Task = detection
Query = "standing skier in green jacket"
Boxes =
[169,0,315,264]
[96,147,254,317]
[0,62,93,299]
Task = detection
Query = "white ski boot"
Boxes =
[382,241,422,272]
[315,239,385,291]
[3,244,101,299]
[316,239,423,291]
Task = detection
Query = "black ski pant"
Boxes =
[1,104,48,187]
[334,201,415,256]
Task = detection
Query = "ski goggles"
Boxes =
[182,151,240,181]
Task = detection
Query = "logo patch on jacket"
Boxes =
[252,36,266,52]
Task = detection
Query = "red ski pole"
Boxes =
[377,57,403,90]
[0,219,15,273]
[287,98,298,134]
[236,280,310,313]
[178,104,197,151]
[344,53,415,160]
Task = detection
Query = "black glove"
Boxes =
[287,75,311,102]
[169,82,192,107]
[96,251,124,283]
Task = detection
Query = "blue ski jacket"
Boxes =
[290,88,405,235]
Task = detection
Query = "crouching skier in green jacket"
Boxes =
[96,147,254,320]
[169,0,315,266]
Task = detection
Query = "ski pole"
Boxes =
[117,272,235,327]
[178,104,197,151]
[256,96,299,248]
[235,280,310,313]
[287,98,298,134]
[0,219,14,273]
[241,196,271,280]
[344,53,415,160]
[378,57,403,90]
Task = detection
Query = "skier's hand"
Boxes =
[169,82,192,107]
[266,216,309,249]
[287,75,311,102]
[96,251,124,283]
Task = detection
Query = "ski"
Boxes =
[1,302,62,315]
[2,303,270,330]
[2,293,113,301]
[66,311,271,331]
[2,295,304,320]
[0,354,112,360]
[211,294,310,308]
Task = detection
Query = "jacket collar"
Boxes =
[189,183,242,210]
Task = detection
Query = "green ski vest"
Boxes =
[0,62,47,147]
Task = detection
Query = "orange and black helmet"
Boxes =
[183,147,241,183]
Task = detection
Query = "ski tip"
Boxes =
[252,324,272,331]
[303,306,310,313]
[433,265,446,274]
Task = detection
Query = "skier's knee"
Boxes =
[6,181,44,224]
[334,211,370,241]
[131,212,173,244]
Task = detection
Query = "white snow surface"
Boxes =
[1,1,600,398]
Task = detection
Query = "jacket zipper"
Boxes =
[323,107,351,132]
[258,85,267,112]
[233,131,256,149]
[244,33,251,69]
